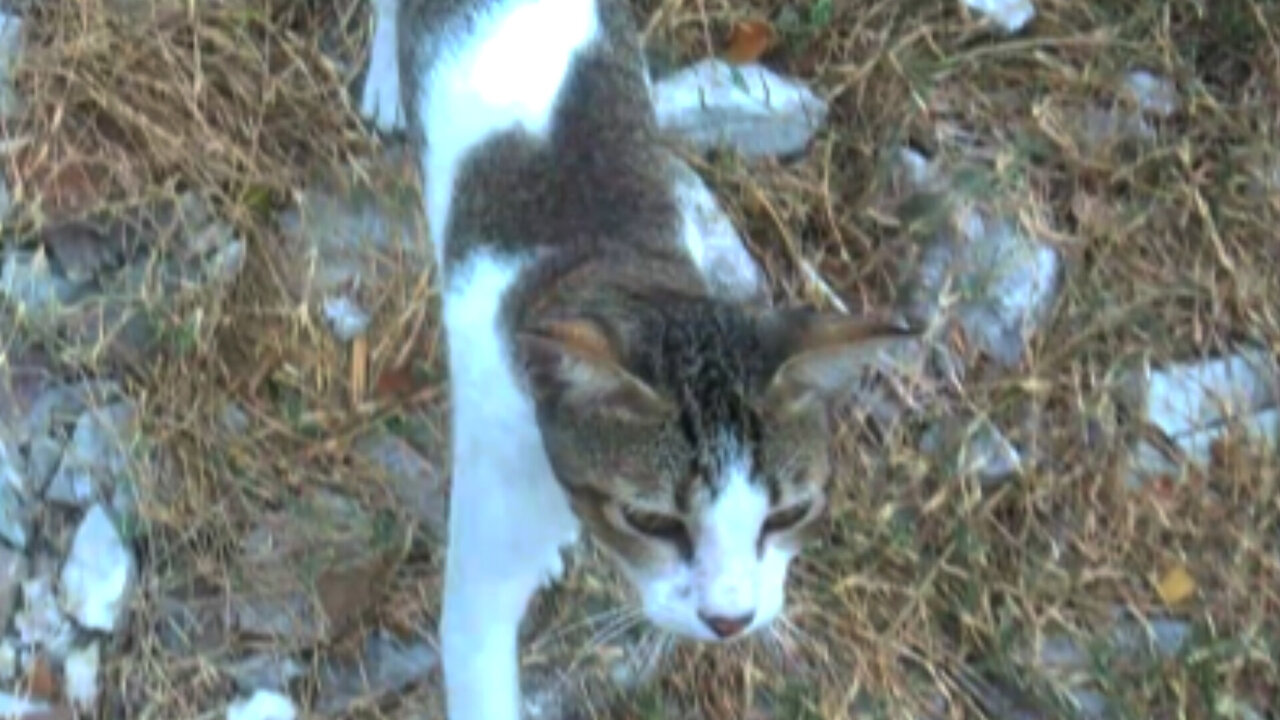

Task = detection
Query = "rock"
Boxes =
[46,402,137,508]
[226,690,297,720]
[0,693,58,720]
[14,576,74,660]
[313,629,438,715]
[921,416,1022,485]
[1120,348,1280,483]
[653,58,829,159]
[668,155,769,303]
[898,152,1061,367]
[224,654,305,694]
[1122,70,1178,117]
[0,639,15,681]
[58,504,138,633]
[228,491,401,643]
[63,642,100,712]
[22,438,63,498]
[12,381,124,449]
[963,0,1035,33]
[0,436,21,494]
[276,162,427,298]
[0,11,23,118]
[0,485,28,549]
[353,429,449,540]
[322,295,372,341]
[0,249,81,314]
[0,544,27,626]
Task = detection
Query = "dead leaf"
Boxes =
[374,364,417,401]
[24,652,59,702]
[724,19,776,65]
[1156,564,1196,606]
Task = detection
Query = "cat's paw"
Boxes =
[359,0,405,133]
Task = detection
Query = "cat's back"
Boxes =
[404,0,679,280]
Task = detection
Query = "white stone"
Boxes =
[1123,70,1178,117]
[65,641,101,712]
[0,640,15,680]
[0,693,51,717]
[227,689,298,720]
[14,575,74,659]
[322,295,372,341]
[1127,407,1280,484]
[964,0,1036,32]
[668,156,768,303]
[1126,348,1278,439]
[653,59,829,159]
[58,505,137,632]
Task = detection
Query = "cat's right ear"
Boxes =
[516,318,672,422]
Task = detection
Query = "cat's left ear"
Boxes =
[760,310,919,418]
[516,317,673,422]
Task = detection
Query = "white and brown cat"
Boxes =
[359,0,914,717]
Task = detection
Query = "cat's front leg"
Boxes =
[359,0,405,132]
[440,459,577,720]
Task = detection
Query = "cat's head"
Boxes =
[517,303,914,642]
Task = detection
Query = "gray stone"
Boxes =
[313,630,438,715]
[0,485,28,549]
[921,416,1022,485]
[225,654,306,694]
[0,545,26,629]
[353,429,448,540]
[46,402,137,508]
[896,151,1060,368]
[14,575,75,660]
[58,504,138,633]
[0,11,23,118]
[0,249,81,314]
[22,438,63,497]
[653,59,829,159]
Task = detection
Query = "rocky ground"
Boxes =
[0,0,1278,719]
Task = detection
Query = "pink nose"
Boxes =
[699,611,755,639]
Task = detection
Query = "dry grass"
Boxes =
[4,0,1279,718]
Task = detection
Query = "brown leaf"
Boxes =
[25,652,59,702]
[723,19,776,65]
[374,364,418,400]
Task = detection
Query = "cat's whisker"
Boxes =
[530,604,634,651]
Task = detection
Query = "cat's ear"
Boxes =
[516,318,672,422]
[761,310,919,417]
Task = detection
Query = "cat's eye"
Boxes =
[762,501,812,536]
[619,504,687,542]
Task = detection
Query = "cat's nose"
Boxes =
[699,610,755,639]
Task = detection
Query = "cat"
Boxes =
[359,0,916,717]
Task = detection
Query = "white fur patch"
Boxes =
[420,0,601,268]
[440,251,580,720]
[634,447,792,642]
